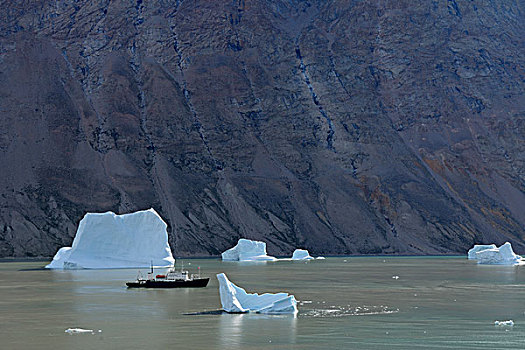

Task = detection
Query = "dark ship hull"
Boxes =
[126,278,209,288]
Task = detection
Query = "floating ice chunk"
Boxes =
[467,244,497,259]
[46,209,174,269]
[65,328,95,334]
[475,242,524,265]
[316,256,326,260]
[392,275,399,279]
[495,320,514,326]
[216,273,297,314]
[221,239,277,261]
[291,249,314,260]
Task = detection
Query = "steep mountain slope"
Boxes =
[0,0,523,257]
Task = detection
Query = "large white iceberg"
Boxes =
[217,273,297,314]
[221,239,277,261]
[291,249,314,260]
[467,244,497,259]
[46,208,174,269]
[473,242,524,265]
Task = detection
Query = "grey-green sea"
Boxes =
[1,257,524,349]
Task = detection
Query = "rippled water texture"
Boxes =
[1,257,524,349]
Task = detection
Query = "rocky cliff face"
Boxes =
[0,0,524,257]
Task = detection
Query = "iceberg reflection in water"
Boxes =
[219,312,297,349]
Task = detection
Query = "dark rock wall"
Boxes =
[0,0,523,257]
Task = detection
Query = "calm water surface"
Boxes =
[1,257,524,349]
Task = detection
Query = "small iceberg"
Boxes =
[495,320,514,326]
[216,273,297,314]
[470,242,524,265]
[65,328,98,334]
[46,209,174,269]
[467,244,497,259]
[291,249,314,260]
[221,239,277,261]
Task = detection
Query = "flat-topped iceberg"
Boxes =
[217,273,297,314]
[471,242,524,265]
[46,209,174,269]
[291,249,314,260]
[467,244,497,259]
[221,239,277,261]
